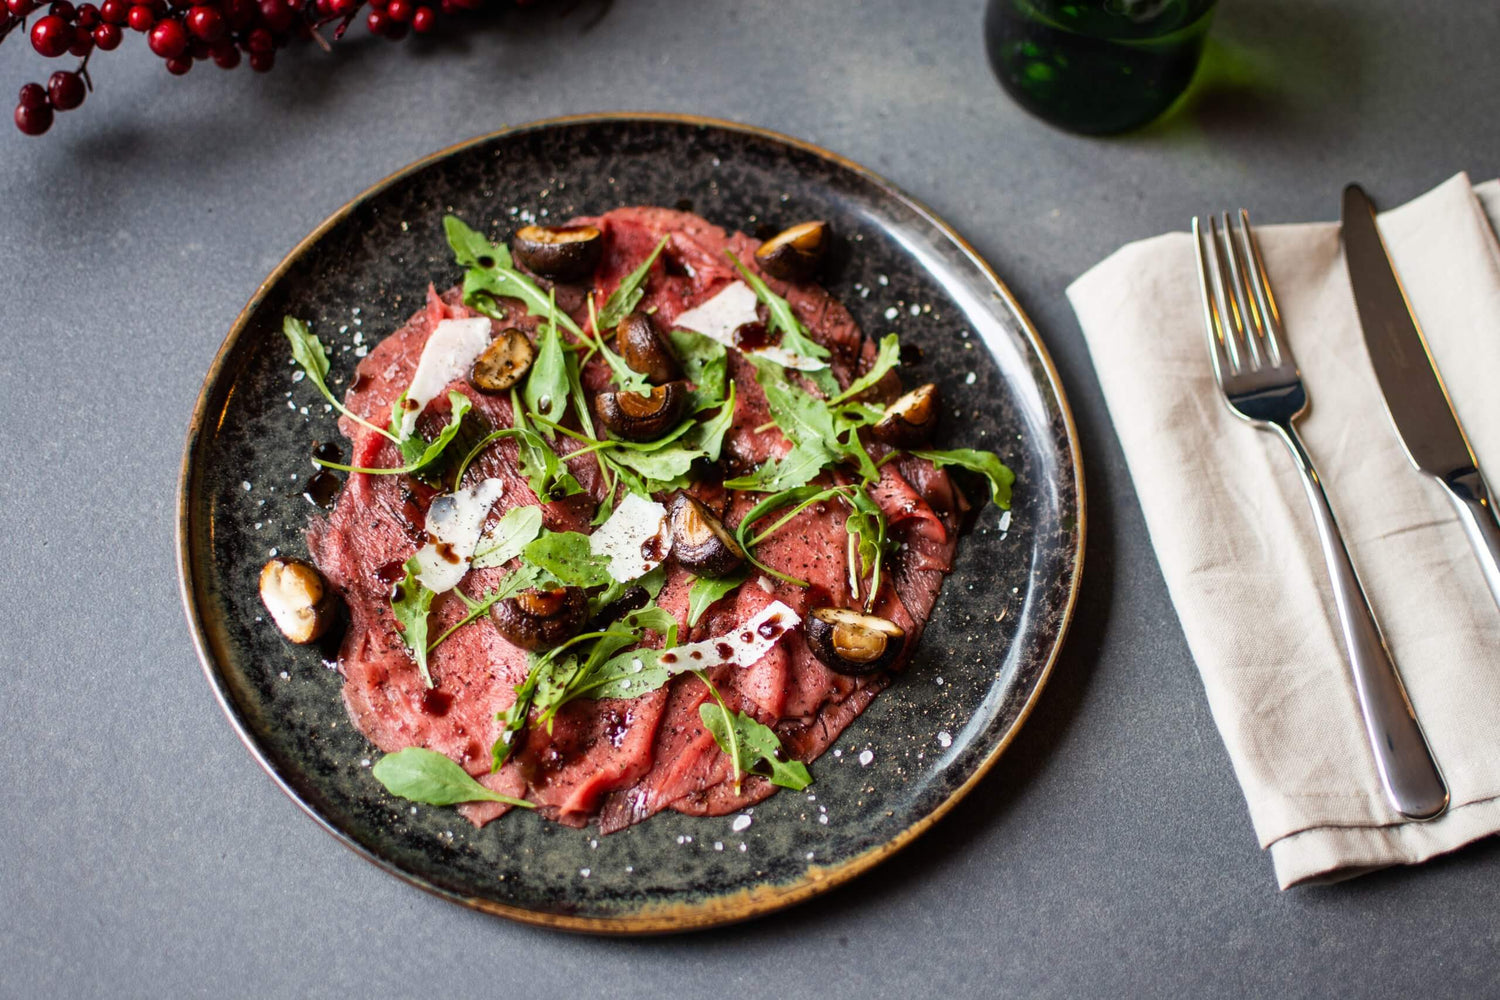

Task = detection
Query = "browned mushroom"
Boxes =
[754,221,830,281]
[259,557,338,645]
[593,381,690,441]
[668,493,745,577]
[510,224,604,281]
[469,328,536,394]
[490,586,588,651]
[872,383,940,447]
[805,608,905,675]
[615,310,682,385]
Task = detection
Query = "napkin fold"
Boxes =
[1068,173,1500,888]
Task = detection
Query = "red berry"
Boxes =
[7,0,39,16]
[99,0,126,20]
[19,82,48,109]
[438,0,456,14]
[76,1,99,24]
[365,7,387,31]
[49,1,76,19]
[386,0,410,20]
[248,48,273,72]
[68,32,94,54]
[93,21,122,47]
[211,41,239,67]
[147,16,186,55]
[313,0,329,15]
[185,5,223,39]
[165,53,192,74]
[31,15,74,56]
[224,0,252,27]
[246,25,272,50]
[127,4,154,29]
[15,102,55,135]
[410,4,433,31]
[256,0,291,30]
[47,70,86,110]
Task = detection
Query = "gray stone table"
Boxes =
[3,1,1498,995]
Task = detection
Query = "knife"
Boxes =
[1342,183,1500,610]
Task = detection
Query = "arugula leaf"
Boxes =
[583,294,653,396]
[725,251,830,363]
[911,447,1015,509]
[372,747,533,808]
[524,309,570,427]
[470,505,545,569]
[668,328,729,411]
[443,215,512,271]
[598,235,669,330]
[830,333,900,405]
[586,647,670,700]
[619,603,679,646]
[493,659,545,770]
[282,316,400,443]
[589,562,667,616]
[687,569,746,627]
[389,557,437,688]
[315,391,474,478]
[843,485,891,609]
[722,360,839,493]
[446,214,584,338]
[523,531,614,588]
[605,384,738,489]
[699,702,812,792]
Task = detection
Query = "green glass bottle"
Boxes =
[984,0,1217,134]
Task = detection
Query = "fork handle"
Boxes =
[1437,467,1500,613]
[1273,421,1449,821]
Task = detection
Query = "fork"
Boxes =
[1194,210,1448,821]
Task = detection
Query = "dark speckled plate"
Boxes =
[177,113,1084,934]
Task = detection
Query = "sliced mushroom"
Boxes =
[510,224,604,281]
[593,380,690,442]
[491,586,588,651]
[754,220,830,281]
[259,557,338,645]
[668,493,746,577]
[872,382,940,447]
[615,310,682,384]
[469,327,536,394]
[805,608,905,675]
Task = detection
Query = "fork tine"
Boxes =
[1237,209,1288,368]
[1207,214,1249,372]
[1219,211,1265,371]
[1193,216,1236,377]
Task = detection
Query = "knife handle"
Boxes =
[1440,467,1500,612]
[1274,421,1449,820]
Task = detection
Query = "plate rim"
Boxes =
[175,110,1087,935]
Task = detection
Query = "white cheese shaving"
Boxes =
[399,317,492,437]
[412,478,505,593]
[657,600,801,674]
[588,493,671,582]
[673,281,825,371]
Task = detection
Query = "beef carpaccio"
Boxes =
[276,206,1010,834]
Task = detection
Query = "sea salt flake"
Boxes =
[858,750,874,766]
[937,731,954,748]
[965,372,977,385]
[883,306,898,321]
[731,814,752,833]
[579,868,591,878]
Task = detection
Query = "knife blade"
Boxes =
[1342,183,1500,610]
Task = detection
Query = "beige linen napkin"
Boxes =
[1068,173,1500,888]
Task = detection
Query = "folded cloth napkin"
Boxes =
[1068,173,1500,888]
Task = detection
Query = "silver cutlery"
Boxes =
[1193,210,1449,821]
[1342,183,1500,611]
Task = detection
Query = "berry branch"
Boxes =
[7,0,538,135]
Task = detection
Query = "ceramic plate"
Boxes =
[177,113,1084,933]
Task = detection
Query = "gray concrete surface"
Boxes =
[3,1,1498,996]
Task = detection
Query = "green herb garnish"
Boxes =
[315,391,474,477]
[282,316,402,444]
[445,215,584,338]
[372,747,534,808]
[911,447,1015,509]
[389,557,437,688]
[523,296,570,427]
[696,671,811,794]
[521,530,614,589]
[470,505,545,570]
[598,235,670,330]
[829,333,900,405]
[668,328,729,412]
[686,569,747,627]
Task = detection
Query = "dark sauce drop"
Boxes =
[349,372,371,393]
[375,559,408,587]
[660,652,677,665]
[477,254,496,269]
[714,642,735,659]
[675,198,694,212]
[734,321,771,350]
[899,342,925,366]
[739,631,753,643]
[664,246,694,278]
[435,540,461,564]
[312,440,342,463]
[303,470,341,509]
[689,650,703,660]
[757,613,784,640]
[421,689,452,717]
[640,535,665,562]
